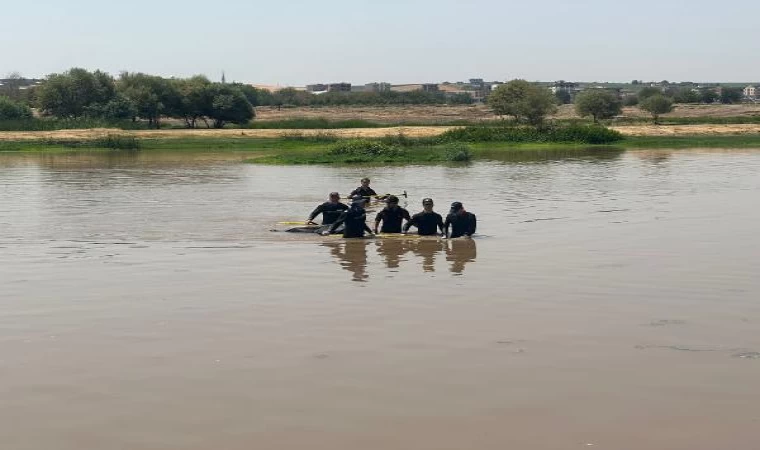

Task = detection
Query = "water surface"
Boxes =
[1,149,759,450]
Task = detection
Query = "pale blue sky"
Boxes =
[2,0,758,85]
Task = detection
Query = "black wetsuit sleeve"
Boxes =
[403,214,418,232]
[349,188,359,197]
[368,188,377,196]
[467,214,477,236]
[444,214,452,237]
[437,213,445,233]
[375,210,384,224]
[308,204,324,221]
[403,209,411,221]
[328,211,348,234]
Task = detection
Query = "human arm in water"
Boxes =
[437,213,445,235]
[325,211,348,235]
[402,214,417,234]
[373,210,383,234]
[307,203,324,225]
[443,214,451,238]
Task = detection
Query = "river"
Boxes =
[1,149,759,450]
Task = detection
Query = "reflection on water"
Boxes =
[446,238,477,274]
[322,240,370,282]
[321,237,477,281]
[479,146,625,163]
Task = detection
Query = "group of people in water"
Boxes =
[303,178,477,239]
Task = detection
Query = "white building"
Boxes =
[743,85,758,98]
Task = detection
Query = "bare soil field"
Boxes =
[255,104,760,123]
[611,124,760,136]
[3,123,760,142]
[0,127,457,141]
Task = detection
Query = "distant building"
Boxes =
[327,83,352,92]
[469,78,485,89]
[306,83,328,93]
[364,82,392,93]
[550,80,580,95]
[421,83,439,93]
[743,85,759,99]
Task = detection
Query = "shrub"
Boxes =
[444,143,472,161]
[438,124,623,144]
[327,139,406,159]
[40,134,140,150]
[547,124,623,144]
[0,96,33,120]
[94,135,141,150]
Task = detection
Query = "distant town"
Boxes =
[4,76,760,104]
[250,79,760,104]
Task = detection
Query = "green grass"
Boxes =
[0,135,140,151]
[618,135,760,148]
[4,128,760,164]
[0,118,156,131]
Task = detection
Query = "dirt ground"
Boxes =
[0,127,457,141]
[254,103,760,123]
[3,123,760,142]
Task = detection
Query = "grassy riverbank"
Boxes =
[2,125,760,164]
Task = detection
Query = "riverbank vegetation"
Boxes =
[3,127,760,163]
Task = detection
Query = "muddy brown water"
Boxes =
[1,149,759,450]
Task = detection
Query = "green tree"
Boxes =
[100,95,138,120]
[637,86,662,101]
[623,95,639,106]
[0,96,33,119]
[203,83,254,128]
[639,94,673,124]
[232,83,265,107]
[173,75,212,128]
[574,90,622,123]
[720,87,743,104]
[118,73,181,128]
[554,90,572,105]
[0,72,25,101]
[673,88,700,104]
[699,88,718,104]
[488,79,557,126]
[37,68,117,118]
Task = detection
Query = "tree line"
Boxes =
[0,68,474,124]
[488,80,677,125]
[261,88,473,107]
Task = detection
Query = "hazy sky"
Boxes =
[3,0,758,85]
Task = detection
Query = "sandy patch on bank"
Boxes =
[3,123,760,142]
[610,124,760,136]
[0,127,458,141]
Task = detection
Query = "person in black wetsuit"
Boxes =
[374,195,410,234]
[349,178,378,199]
[307,192,348,225]
[325,196,374,238]
[403,198,444,236]
[444,201,477,238]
